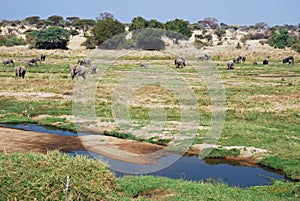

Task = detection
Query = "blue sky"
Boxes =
[0,0,299,26]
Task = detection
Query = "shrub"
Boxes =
[0,35,27,46]
[214,28,226,40]
[268,29,298,49]
[292,41,300,53]
[82,36,96,49]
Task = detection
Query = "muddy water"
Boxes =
[1,123,289,187]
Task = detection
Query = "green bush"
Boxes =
[268,29,298,49]
[0,35,27,46]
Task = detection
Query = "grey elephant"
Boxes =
[233,56,242,64]
[227,60,234,70]
[3,59,14,66]
[197,54,211,61]
[241,56,246,63]
[174,57,185,68]
[40,54,46,61]
[70,65,87,80]
[28,58,40,66]
[78,58,91,66]
[14,66,26,79]
[91,65,97,74]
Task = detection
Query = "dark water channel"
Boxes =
[1,123,290,188]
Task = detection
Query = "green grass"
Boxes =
[205,148,240,158]
[116,175,300,201]
[0,151,116,201]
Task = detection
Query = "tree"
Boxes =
[200,17,218,28]
[129,16,148,31]
[66,16,80,24]
[165,19,192,38]
[24,16,40,25]
[96,12,114,21]
[254,22,268,29]
[92,18,125,45]
[268,29,298,49]
[73,19,96,34]
[47,15,64,26]
[148,19,164,29]
[26,26,70,49]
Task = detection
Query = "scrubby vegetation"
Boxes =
[0,151,116,200]
[0,35,26,46]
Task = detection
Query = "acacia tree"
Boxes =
[92,18,125,45]
[96,12,114,21]
[47,15,64,26]
[165,19,192,38]
[27,26,70,49]
[24,16,40,25]
[200,17,219,28]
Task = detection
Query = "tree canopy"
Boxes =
[165,19,192,38]
[92,18,125,45]
[26,26,70,49]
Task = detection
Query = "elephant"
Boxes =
[28,58,40,66]
[14,66,26,79]
[140,63,146,68]
[78,58,91,66]
[70,65,87,80]
[241,56,246,63]
[197,54,211,61]
[263,59,269,65]
[40,54,46,61]
[234,56,242,64]
[283,56,294,64]
[3,59,14,66]
[174,57,185,68]
[227,60,234,70]
[91,65,97,74]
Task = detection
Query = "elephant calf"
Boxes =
[40,53,46,61]
[174,57,185,68]
[78,58,91,66]
[3,59,14,66]
[28,58,40,66]
[91,65,97,74]
[70,65,87,80]
[14,66,26,79]
[227,60,234,70]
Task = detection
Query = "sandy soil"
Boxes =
[0,126,169,164]
[0,127,85,153]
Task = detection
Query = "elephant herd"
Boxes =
[226,55,295,70]
[3,54,296,79]
[2,54,99,80]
